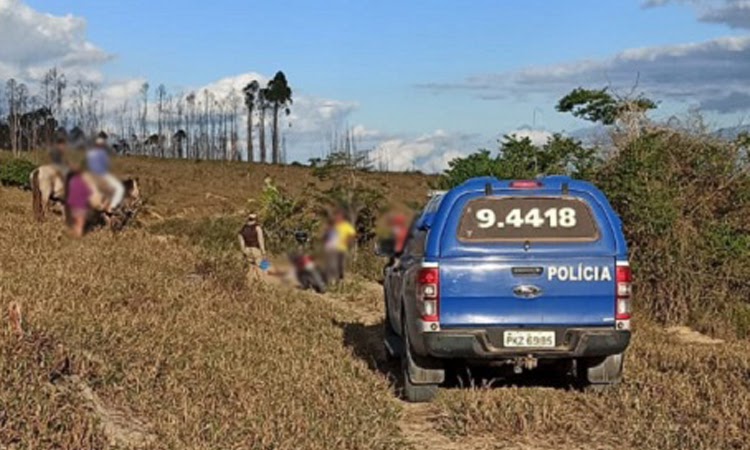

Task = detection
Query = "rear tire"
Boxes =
[576,353,623,391]
[401,322,439,403]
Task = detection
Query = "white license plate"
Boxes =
[503,331,556,348]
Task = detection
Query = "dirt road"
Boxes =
[321,280,560,450]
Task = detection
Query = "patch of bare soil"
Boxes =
[666,326,724,345]
[54,375,156,448]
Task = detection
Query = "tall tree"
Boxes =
[227,88,241,161]
[242,80,259,163]
[156,84,167,157]
[6,79,19,155]
[185,92,196,158]
[264,71,293,164]
[257,87,268,163]
[40,68,65,130]
[140,82,149,143]
[556,87,656,125]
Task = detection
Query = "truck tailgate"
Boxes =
[439,257,616,327]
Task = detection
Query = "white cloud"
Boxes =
[643,0,750,30]
[0,0,110,82]
[419,35,750,114]
[370,129,481,173]
[351,124,381,139]
[197,72,267,97]
[505,127,552,146]
[100,79,147,110]
[700,0,750,29]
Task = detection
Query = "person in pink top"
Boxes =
[66,171,91,237]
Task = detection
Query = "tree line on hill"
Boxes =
[0,68,292,163]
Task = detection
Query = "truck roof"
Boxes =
[420,176,627,259]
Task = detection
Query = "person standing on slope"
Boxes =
[238,214,267,267]
[66,168,92,238]
[86,132,125,214]
[324,210,357,283]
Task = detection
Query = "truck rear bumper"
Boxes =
[420,327,630,360]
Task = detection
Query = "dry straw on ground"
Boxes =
[1,157,749,450]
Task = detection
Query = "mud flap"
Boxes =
[406,340,445,385]
[583,353,623,384]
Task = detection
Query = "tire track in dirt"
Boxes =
[318,280,506,450]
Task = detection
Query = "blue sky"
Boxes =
[7,0,750,168]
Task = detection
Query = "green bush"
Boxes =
[437,134,598,189]
[257,179,319,254]
[596,129,750,337]
[0,158,36,188]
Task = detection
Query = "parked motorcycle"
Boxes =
[290,230,327,294]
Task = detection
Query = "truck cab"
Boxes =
[383,176,632,402]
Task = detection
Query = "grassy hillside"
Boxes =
[2,155,750,450]
[0,186,403,450]
[40,153,431,219]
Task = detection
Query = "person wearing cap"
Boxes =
[238,214,266,266]
[86,132,124,213]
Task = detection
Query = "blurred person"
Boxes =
[86,132,124,214]
[48,131,70,179]
[389,213,409,255]
[384,212,409,268]
[238,214,267,266]
[65,169,91,238]
[324,210,356,282]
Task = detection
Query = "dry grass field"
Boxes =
[2,156,750,450]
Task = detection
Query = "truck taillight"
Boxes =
[616,263,632,321]
[417,266,439,323]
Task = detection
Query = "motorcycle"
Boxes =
[290,230,327,294]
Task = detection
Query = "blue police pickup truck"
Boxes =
[382,176,632,402]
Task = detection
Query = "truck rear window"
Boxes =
[457,197,599,242]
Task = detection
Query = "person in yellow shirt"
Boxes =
[324,210,356,282]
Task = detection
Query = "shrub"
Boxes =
[437,134,598,189]
[257,179,319,253]
[0,158,36,188]
[596,129,750,337]
[312,151,386,247]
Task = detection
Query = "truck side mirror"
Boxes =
[375,237,396,257]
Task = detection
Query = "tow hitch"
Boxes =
[513,355,538,374]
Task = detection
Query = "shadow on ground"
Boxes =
[337,319,577,394]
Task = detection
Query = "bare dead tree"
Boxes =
[186,92,196,158]
[140,82,149,146]
[5,79,19,155]
[156,84,167,157]
[228,88,241,161]
[258,88,268,163]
